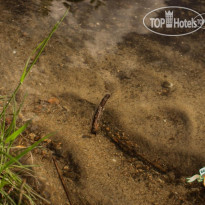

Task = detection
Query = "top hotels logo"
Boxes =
[143,6,204,36]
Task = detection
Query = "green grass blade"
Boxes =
[0,151,23,167]
[5,93,28,140]
[22,10,68,82]
[0,190,16,205]
[0,9,68,204]
[20,39,46,83]
[5,121,30,144]
[0,133,52,174]
[0,10,68,119]
[0,178,9,189]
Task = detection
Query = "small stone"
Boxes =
[41,149,49,156]
[106,127,110,131]
[34,135,41,141]
[158,178,165,184]
[161,81,173,88]
[28,133,36,141]
[22,32,28,37]
[47,97,60,104]
[44,138,52,143]
[112,158,117,163]
[63,165,69,170]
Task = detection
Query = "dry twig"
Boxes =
[91,94,110,134]
[18,179,26,205]
[52,156,72,205]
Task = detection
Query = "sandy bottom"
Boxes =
[0,0,205,204]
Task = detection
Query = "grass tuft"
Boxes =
[0,10,68,204]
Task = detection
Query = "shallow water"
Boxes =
[1,0,205,204]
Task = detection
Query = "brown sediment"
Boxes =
[102,124,167,174]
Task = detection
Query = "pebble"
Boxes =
[63,165,69,170]
[34,135,41,141]
[44,138,52,144]
[48,97,60,105]
[161,81,173,88]
[28,133,36,141]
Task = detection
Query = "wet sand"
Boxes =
[0,0,205,204]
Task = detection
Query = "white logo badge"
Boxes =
[143,6,204,36]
